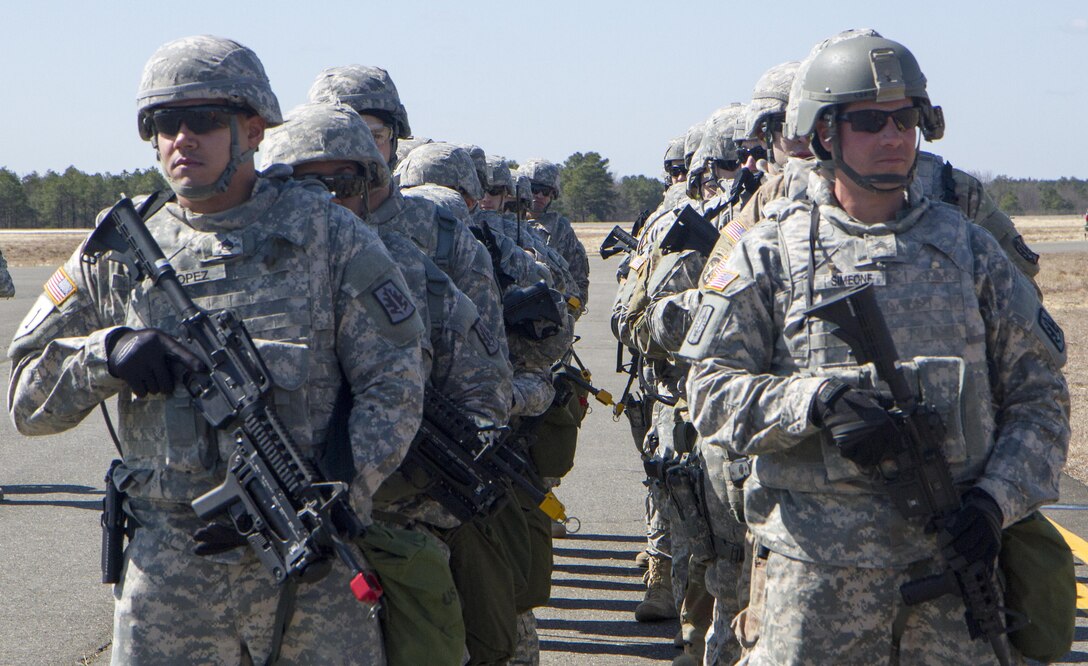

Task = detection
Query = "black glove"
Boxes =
[811,379,901,467]
[192,523,249,556]
[106,328,204,397]
[939,488,1004,570]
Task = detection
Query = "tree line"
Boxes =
[2,162,1086,230]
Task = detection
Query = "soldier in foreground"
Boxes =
[8,36,426,663]
[683,34,1068,664]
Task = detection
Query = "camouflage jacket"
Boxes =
[0,248,14,298]
[531,210,590,310]
[7,179,426,549]
[681,170,1069,567]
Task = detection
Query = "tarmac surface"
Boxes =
[0,253,1086,664]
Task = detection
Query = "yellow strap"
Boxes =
[538,491,567,522]
[1046,517,1088,609]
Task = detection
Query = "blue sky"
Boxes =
[2,1,1086,181]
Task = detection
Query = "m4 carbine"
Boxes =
[83,195,381,606]
[660,205,720,257]
[806,283,1016,666]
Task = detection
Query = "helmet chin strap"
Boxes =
[160,115,254,202]
[827,118,920,194]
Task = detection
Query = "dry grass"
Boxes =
[0,231,88,267]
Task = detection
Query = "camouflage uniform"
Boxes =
[0,249,13,298]
[9,176,426,663]
[682,162,1069,664]
[521,159,590,312]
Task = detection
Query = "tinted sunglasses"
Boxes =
[293,173,368,199]
[486,186,508,197]
[144,105,247,137]
[367,124,394,144]
[530,184,556,197]
[668,165,687,178]
[736,145,767,161]
[760,113,786,137]
[837,107,921,133]
[713,159,741,172]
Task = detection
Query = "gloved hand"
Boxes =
[106,327,204,397]
[811,378,901,467]
[192,522,249,556]
[939,488,1004,570]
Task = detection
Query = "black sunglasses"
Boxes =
[713,159,741,172]
[760,113,786,137]
[486,186,508,197]
[837,107,921,134]
[668,165,687,178]
[530,184,555,197]
[144,105,249,138]
[293,173,367,199]
[736,145,767,161]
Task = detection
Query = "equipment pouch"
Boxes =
[355,524,464,666]
[999,511,1075,662]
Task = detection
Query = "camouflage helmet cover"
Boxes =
[395,136,433,164]
[257,102,390,190]
[793,35,944,145]
[514,173,534,205]
[394,142,483,201]
[458,144,490,190]
[307,65,411,138]
[664,135,686,167]
[485,155,515,197]
[683,123,705,169]
[520,159,562,199]
[743,61,800,140]
[402,184,471,223]
[691,104,745,167]
[137,35,282,140]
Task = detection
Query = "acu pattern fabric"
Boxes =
[0,248,14,298]
[682,169,1069,664]
[7,178,426,664]
[530,210,590,312]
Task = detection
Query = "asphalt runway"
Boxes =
[1,254,1087,664]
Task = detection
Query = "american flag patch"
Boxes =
[723,220,748,244]
[44,267,77,306]
[704,264,738,293]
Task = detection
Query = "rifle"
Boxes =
[599,225,638,260]
[503,281,564,340]
[805,283,1016,666]
[660,205,719,257]
[470,223,516,290]
[83,195,381,606]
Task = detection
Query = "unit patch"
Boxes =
[686,303,715,345]
[703,263,738,293]
[816,271,886,290]
[372,280,416,324]
[43,267,77,307]
[1012,235,1040,265]
[176,264,227,286]
[473,318,500,355]
[1038,307,1065,353]
[13,299,54,340]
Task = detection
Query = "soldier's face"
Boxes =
[154,99,264,190]
[823,99,917,181]
[531,189,554,215]
[361,114,393,164]
[480,189,506,211]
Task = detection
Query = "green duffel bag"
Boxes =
[356,523,465,666]
[999,511,1075,662]
[530,387,588,478]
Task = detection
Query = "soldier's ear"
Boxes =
[245,115,267,150]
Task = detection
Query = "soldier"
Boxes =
[682,34,1068,664]
[307,66,508,369]
[664,135,688,185]
[8,36,426,664]
[520,158,590,312]
[0,248,13,299]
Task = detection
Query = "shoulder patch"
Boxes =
[1011,235,1040,266]
[630,255,647,273]
[703,263,738,293]
[44,267,77,307]
[372,280,417,324]
[687,303,715,345]
[473,318,501,355]
[722,219,749,244]
[1037,307,1065,354]
[13,298,55,340]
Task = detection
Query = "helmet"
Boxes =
[486,155,515,197]
[514,173,534,208]
[691,104,745,167]
[136,35,282,200]
[785,28,882,141]
[258,102,390,191]
[307,65,411,138]
[792,35,943,141]
[519,159,562,199]
[458,144,490,190]
[396,136,433,164]
[394,142,483,201]
[663,135,686,177]
[136,35,282,139]
[682,123,705,170]
[402,184,471,223]
[742,61,800,140]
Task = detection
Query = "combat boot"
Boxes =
[635,555,678,622]
[634,550,650,568]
